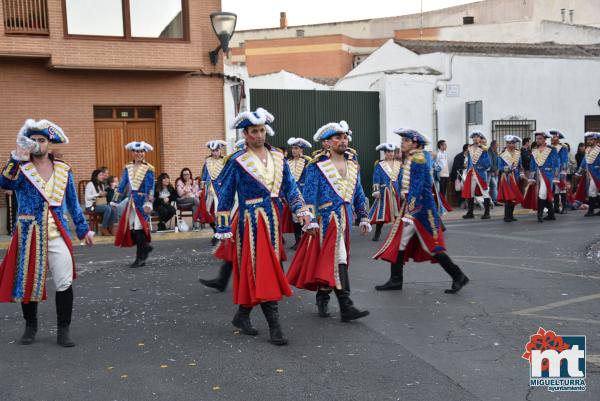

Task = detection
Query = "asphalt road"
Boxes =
[0,210,599,401]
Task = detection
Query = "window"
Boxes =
[64,0,187,40]
[466,101,483,125]
[130,0,183,39]
[65,0,124,36]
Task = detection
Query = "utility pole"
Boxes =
[420,0,424,40]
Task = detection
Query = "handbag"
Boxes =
[454,178,463,192]
[94,196,107,206]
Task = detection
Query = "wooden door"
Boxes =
[95,120,161,179]
[125,121,161,175]
[95,121,125,178]
[585,116,600,133]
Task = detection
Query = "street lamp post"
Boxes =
[209,12,237,65]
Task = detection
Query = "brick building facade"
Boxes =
[0,0,225,232]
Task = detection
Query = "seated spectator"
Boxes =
[105,176,119,203]
[85,169,115,236]
[566,182,588,211]
[154,173,177,231]
[175,168,200,230]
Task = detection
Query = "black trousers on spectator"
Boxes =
[155,204,176,223]
[439,177,449,198]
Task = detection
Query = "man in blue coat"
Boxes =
[0,119,94,347]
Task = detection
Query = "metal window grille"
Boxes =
[2,0,49,34]
[491,119,536,150]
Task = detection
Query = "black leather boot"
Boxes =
[537,199,545,222]
[553,194,561,213]
[20,302,38,345]
[56,286,75,347]
[503,203,512,222]
[481,198,491,219]
[559,193,568,214]
[316,290,331,317]
[290,223,302,250]
[232,305,258,335]
[585,196,597,216]
[510,203,517,221]
[544,198,556,220]
[462,198,474,219]
[375,251,404,291]
[260,301,288,346]
[199,262,232,292]
[335,264,369,322]
[130,230,145,268]
[372,223,383,242]
[434,253,469,294]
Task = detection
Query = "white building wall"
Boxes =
[434,55,600,160]
[338,45,600,163]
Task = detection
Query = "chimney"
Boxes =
[463,16,474,25]
[280,12,288,29]
[561,8,566,22]
[569,9,574,24]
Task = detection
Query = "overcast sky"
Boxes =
[222,0,480,30]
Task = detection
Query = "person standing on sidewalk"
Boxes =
[215,108,314,345]
[112,141,155,268]
[373,128,469,293]
[0,119,94,347]
[369,143,401,242]
[462,131,492,219]
[435,140,450,198]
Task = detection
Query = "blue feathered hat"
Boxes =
[534,131,551,139]
[393,128,431,146]
[287,137,312,149]
[548,129,564,139]
[469,130,487,140]
[376,143,398,151]
[313,121,352,142]
[584,132,600,139]
[18,119,68,144]
[207,140,227,150]
[125,141,153,152]
[503,135,521,143]
[231,108,275,136]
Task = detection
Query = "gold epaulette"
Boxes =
[480,145,488,151]
[223,150,243,165]
[347,147,357,154]
[374,160,382,167]
[412,152,426,164]
[143,161,155,171]
[302,155,313,162]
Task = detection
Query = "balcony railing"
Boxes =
[2,0,49,34]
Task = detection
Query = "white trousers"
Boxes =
[398,222,432,255]
[337,231,348,264]
[128,203,143,230]
[537,177,548,199]
[589,176,598,197]
[48,237,73,292]
[470,173,490,198]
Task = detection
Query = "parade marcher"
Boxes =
[0,119,94,347]
[369,143,401,242]
[549,130,569,214]
[215,108,313,345]
[522,132,560,222]
[286,137,312,250]
[312,122,358,162]
[373,128,469,293]
[198,140,227,244]
[575,132,600,216]
[461,131,492,219]
[497,135,525,222]
[112,141,155,268]
[287,121,371,322]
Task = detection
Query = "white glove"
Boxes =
[16,134,38,152]
[359,221,372,233]
[214,232,233,240]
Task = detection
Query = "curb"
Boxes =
[0,230,214,250]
